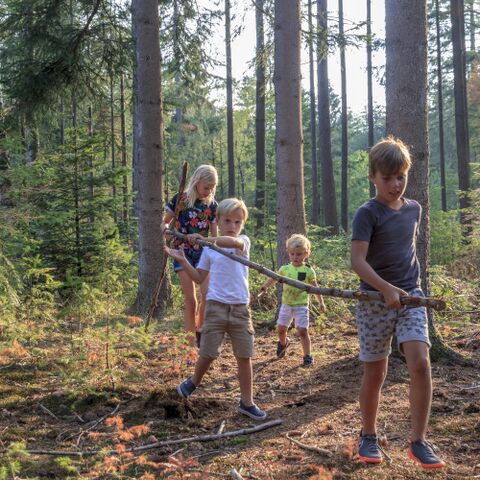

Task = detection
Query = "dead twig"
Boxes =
[286,433,332,457]
[76,403,121,446]
[230,468,244,480]
[4,419,283,457]
[39,403,59,420]
[216,420,226,435]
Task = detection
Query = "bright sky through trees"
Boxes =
[208,0,386,114]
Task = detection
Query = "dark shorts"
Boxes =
[173,251,201,273]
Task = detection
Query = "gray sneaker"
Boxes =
[177,378,196,399]
[358,432,383,464]
[408,440,446,469]
[239,401,267,421]
[276,338,290,358]
[302,355,314,367]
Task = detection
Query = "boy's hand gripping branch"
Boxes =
[165,230,446,311]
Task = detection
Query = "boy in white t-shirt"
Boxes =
[164,198,266,421]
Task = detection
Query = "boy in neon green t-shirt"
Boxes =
[259,234,326,367]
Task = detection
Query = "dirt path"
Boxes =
[0,317,478,479]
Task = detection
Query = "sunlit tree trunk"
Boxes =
[339,0,348,231]
[317,0,338,234]
[308,0,319,225]
[386,0,462,363]
[225,0,235,196]
[255,0,266,230]
[451,0,471,228]
[366,0,375,198]
[132,0,168,315]
[274,0,306,266]
[435,0,448,212]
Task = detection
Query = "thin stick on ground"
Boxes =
[4,419,283,457]
[285,433,333,457]
[166,230,447,311]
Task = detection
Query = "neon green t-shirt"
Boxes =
[278,263,317,306]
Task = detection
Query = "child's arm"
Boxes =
[164,246,209,284]
[351,240,408,309]
[310,280,326,312]
[187,233,244,250]
[210,222,218,237]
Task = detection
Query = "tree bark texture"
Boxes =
[308,0,319,225]
[317,0,339,234]
[450,0,471,219]
[120,73,129,226]
[366,0,376,198]
[132,0,167,315]
[225,0,235,196]
[274,0,306,266]
[435,0,448,212]
[255,0,266,230]
[339,0,348,232]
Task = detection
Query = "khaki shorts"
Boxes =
[200,300,254,359]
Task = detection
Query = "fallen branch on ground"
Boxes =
[167,230,446,311]
[286,433,333,457]
[1,419,282,457]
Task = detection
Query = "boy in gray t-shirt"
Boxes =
[350,137,445,470]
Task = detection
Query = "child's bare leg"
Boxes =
[197,274,210,331]
[402,341,432,441]
[360,358,388,434]
[236,357,254,406]
[296,327,311,356]
[191,356,215,386]
[178,271,197,346]
[277,325,288,345]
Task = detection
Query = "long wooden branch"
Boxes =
[167,230,446,311]
[1,419,282,457]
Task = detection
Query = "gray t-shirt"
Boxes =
[351,198,421,292]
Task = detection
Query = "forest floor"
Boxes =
[0,309,479,479]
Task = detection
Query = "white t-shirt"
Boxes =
[197,235,250,304]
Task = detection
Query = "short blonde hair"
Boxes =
[369,136,412,176]
[217,198,249,222]
[185,165,218,208]
[286,234,311,253]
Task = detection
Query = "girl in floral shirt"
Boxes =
[163,165,218,346]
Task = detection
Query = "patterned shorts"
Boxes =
[355,288,431,362]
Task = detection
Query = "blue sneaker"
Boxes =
[303,355,314,367]
[238,401,267,420]
[408,440,446,469]
[177,378,196,399]
[358,432,383,464]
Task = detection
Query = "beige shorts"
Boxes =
[200,300,254,359]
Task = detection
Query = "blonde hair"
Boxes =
[286,234,311,253]
[185,165,218,208]
[369,136,412,176]
[217,198,249,223]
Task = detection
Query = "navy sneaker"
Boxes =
[239,401,267,420]
[358,432,383,464]
[177,378,196,399]
[408,440,446,469]
[302,355,314,367]
[276,338,290,358]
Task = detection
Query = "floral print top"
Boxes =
[166,193,217,261]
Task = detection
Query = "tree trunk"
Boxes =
[366,0,375,198]
[225,0,235,196]
[255,0,266,230]
[308,0,319,225]
[88,103,94,223]
[72,96,81,277]
[110,75,117,223]
[274,0,306,267]
[120,72,129,227]
[339,0,348,232]
[386,0,463,363]
[317,0,339,234]
[436,0,448,212]
[132,0,168,315]
[173,0,185,147]
[450,0,471,228]
[24,111,38,164]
